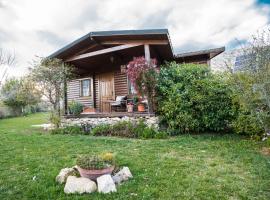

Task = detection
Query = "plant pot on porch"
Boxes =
[127,103,134,113]
[137,103,145,112]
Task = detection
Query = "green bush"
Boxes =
[68,101,83,116]
[91,124,112,136]
[50,125,86,135]
[232,109,264,138]
[157,63,235,134]
[49,112,61,128]
[91,120,167,139]
[50,120,168,139]
[91,121,137,138]
[154,131,168,139]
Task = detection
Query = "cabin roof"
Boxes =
[48,29,224,69]
[49,29,174,60]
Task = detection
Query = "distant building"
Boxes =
[211,48,252,72]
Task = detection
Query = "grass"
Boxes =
[0,113,270,199]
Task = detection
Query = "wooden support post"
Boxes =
[64,78,68,115]
[144,44,150,63]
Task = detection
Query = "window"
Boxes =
[128,78,136,94]
[81,79,91,97]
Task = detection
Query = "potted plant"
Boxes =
[127,57,158,113]
[127,102,134,113]
[137,98,146,112]
[137,103,145,112]
[76,153,115,180]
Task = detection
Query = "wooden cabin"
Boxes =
[49,29,224,117]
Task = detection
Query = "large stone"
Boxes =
[64,176,97,194]
[112,167,133,184]
[56,167,76,184]
[97,175,117,193]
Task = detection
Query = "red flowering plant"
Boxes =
[127,57,159,112]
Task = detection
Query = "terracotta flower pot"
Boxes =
[77,166,115,180]
[138,104,145,112]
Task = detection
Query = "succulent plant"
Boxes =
[76,153,115,170]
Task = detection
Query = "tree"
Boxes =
[227,28,270,137]
[0,48,15,66]
[0,48,16,86]
[127,57,158,112]
[0,77,41,115]
[30,58,75,126]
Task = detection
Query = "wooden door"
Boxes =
[99,72,114,112]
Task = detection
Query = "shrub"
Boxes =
[50,125,86,135]
[138,126,158,139]
[91,121,136,138]
[76,153,115,170]
[232,109,264,138]
[50,120,168,139]
[91,120,167,139]
[91,124,112,136]
[49,111,61,128]
[157,62,235,134]
[154,131,168,139]
[68,101,83,116]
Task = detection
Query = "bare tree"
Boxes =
[30,57,75,127]
[0,48,16,86]
[0,48,15,66]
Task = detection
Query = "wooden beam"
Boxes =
[73,44,99,57]
[91,37,124,61]
[100,40,168,45]
[144,44,150,63]
[66,44,142,62]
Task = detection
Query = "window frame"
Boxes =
[80,78,92,97]
[127,77,137,95]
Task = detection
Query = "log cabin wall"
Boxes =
[114,70,128,96]
[67,77,94,108]
[94,75,100,111]
[93,69,128,112]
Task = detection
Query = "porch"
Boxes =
[61,30,169,116]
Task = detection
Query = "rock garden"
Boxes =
[55,152,133,195]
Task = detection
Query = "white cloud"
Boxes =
[0,0,269,77]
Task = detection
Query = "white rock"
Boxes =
[64,176,97,194]
[97,175,117,193]
[56,168,76,184]
[112,167,133,184]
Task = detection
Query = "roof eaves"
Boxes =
[175,46,225,58]
[90,29,169,37]
[48,32,92,59]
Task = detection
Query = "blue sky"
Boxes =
[0,0,269,77]
[258,0,270,6]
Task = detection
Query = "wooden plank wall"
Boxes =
[67,78,93,108]
[114,70,128,96]
[94,75,100,111]
[93,70,128,111]
[68,70,128,111]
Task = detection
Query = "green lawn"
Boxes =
[0,113,269,199]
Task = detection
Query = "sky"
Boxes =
[0,0,270,77]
